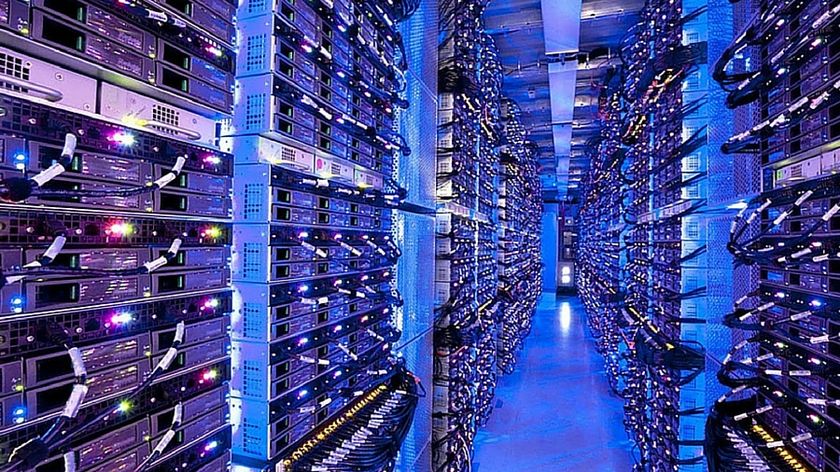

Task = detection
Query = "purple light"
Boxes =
[110,312,132,325]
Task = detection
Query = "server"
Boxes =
[432,2,542,470]
[0,0,234,470]
[225,1,420,471]
[708,1,840,470]
[578,1,712,470]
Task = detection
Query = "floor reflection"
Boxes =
[473,294,634,471]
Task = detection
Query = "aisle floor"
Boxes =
[473,294,634,471]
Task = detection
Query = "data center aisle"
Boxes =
[473,294,634,471]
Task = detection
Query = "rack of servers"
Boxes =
[577,0,840,470]
[0,0,549,471]
[0,0,428,471]
[432,1,542,470]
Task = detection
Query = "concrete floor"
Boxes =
[473,294,635,471]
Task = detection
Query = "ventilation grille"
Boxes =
[241,242,264,279]
[684,153,701,171]
[150,104,180,136]
[246,0,267,14]
[0,52,29,94]
[280,146,297,163]
[330,162,342,177]
[684,184,701,199]
[242,359,265,397]
[245,94,266,130]
[242,302,265,339]
[243,183,265,220]
[240,409,267,456]
[246,34,267,72]
[685,220,701,239]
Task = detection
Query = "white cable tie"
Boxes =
[5,275,26,284]
[144,256,169,273]
[153,430,176,454]
[790,370,811,376]
[68,347,86,377]
[143,238,182,272]
[152,155,187,189]
[791,433,812,443]
[772,211,789,226]
[757,302,774,312]
[791,248,812,259]
[790,311,812,321]
[172,403,183,425]
[813,253,830,262]
[810,334,830,344]
[766,440,784,448]
[62,384,88,418]
[158,347,178,370]
[63,451,77,472]
[339,241,362,256]
[173,321,185,344]
[794,190,813,206]
[39,235,67,264]
[337,344,359,361]
[822,204,840,221]
[300,241,328,258]
[146,10,167,22]
[61,133,78,158]
[764,369,783,376]
[31,163,67,187]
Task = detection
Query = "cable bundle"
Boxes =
[280,370,421,472]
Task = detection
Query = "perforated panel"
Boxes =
[245,94,266,131]
[242,183,265,220]
[245,35,268,73]
[394,2,438,470]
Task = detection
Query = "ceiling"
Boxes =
[486,0,645,205]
